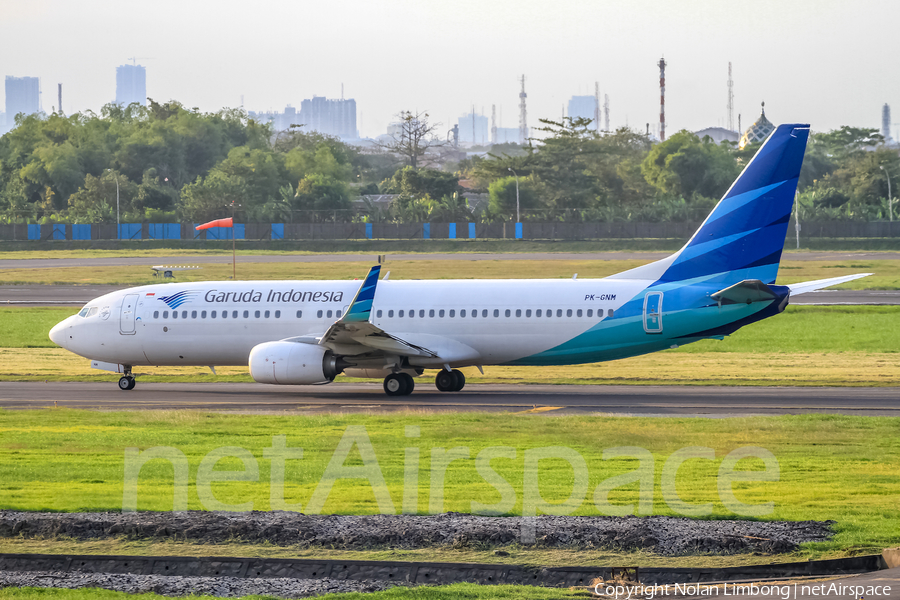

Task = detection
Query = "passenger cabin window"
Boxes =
[326,310,333,318]
[398,310,404,317]
[536,309,542,317]
[505,309,511,317]
[192,310,197,318]
[493,309,499,317]
[296,310,302,318]
[254,310,260,318]
[482,309,488,317]
[419,309,425,318]
[567,309,573,317]
[377,310,383,318]
[243,310,249,318]
[153,310,159,319]
[232,310,238,318]
[557,309,563,317]
[163,311,169,318]
[429,309,435,318]
[221,311,227,319]
[337,310,342,318]
[264,310,270,318]
[172,311,178,319]
[275,310,281,318]
[388,310,394,318]
[461,309,466,317]
[317,310,323,318]
[587,309,593,317]
[201,310,207,318]
[526,309,531,317]
[577,309,582,317]
[608,309,615,317]
[212,310,217,318]
[516,309,522,317]
[438,309,444,317]
[449,309,455,317]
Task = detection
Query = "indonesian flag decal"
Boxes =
[195,217,233,230]
[146,293,155,296]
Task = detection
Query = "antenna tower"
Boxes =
[491,104,497,144]
[727,62,734,132]
[658,57,667,141]
[604,94,609,131]
[594,82,600,133]
[882,103,893,143]
[518,75,528,144]
[57,84,63,116]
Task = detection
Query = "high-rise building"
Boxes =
[299,96,357,139]
[567,95,597,123]
[457,111,488,145]
[115,64,147,107]
[4,76,40,132]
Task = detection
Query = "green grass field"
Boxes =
[1,258,898,289]
[2,306,897,386]
[0,411,897,558]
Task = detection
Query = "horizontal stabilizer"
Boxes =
[787,273,872,295]
[711,279,778,305]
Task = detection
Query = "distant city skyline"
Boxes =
[2,0,899,140]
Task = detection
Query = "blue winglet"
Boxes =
[343,265,381,323]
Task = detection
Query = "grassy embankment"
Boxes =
[0,411,898,561]
[2,305,897,386]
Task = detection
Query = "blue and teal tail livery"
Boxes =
[662,124,809,285]
[343,265,381,323]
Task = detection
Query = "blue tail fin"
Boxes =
[658,123,810,285]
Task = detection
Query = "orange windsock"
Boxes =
[195,217,233,230]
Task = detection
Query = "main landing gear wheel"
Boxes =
[384,373,414,396]
[435,369,466,392]
[118,376,136,391]
[451,369,466,391]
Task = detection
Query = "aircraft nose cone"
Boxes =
[49,320,68,348]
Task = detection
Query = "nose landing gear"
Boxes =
[118,366,136,391]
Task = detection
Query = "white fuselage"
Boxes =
[50,277,649,370]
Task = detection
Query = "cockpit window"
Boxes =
[78,307,89,317]
[87,307,99,317]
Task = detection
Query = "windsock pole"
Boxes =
[195,216,236,279]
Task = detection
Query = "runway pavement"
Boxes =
[0,381,897,416]
[2,285,897,305]
[1,250,899,269]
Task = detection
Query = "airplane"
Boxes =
[49,123,870,396]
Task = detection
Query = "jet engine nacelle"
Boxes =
[249,341,345,385]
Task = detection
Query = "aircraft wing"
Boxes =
[316,265,439,358]
[786,273,872,296]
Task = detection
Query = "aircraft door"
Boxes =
[119,294,139,335]
[643,292,663,334]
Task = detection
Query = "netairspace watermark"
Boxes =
[593,582,893,598]
[123,425,780,541]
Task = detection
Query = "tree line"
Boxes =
[0,101,896,225]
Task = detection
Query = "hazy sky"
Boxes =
[2,0,899,139]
